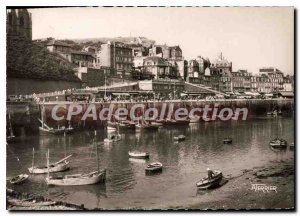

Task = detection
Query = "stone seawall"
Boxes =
[41,99,294,129]
[7,99,294,135]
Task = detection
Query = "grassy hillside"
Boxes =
[7,37,81,82]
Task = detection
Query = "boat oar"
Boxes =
[54,154,73,165]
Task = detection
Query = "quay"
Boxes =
[7,98,294,136]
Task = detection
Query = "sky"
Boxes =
[29,7,294,75]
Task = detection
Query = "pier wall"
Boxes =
[42,99,294,129]
[7,99,294,135]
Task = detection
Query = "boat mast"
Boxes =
[32,147,35,171]
[47,149,50,179]
[8,113,14,137]
[95,130,99,172]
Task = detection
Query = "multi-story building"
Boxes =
[210,53,232,76]
[283,75,293,92]
[231,70,252,93]
[46,40,72,61]
[149,44,182,59]
[259,67,284,92]
[186,60,200,84]
[70,51,95,68]
[143,56,170,79]
[100,41,133,77]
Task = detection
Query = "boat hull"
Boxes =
[28,161,70,174]
[10,174,29,184]
[196,171,223,189]
[39,127,65,135]
[128,152,150,159]
[46,170,106,186]
[269,139,287,149]
[145,162,163,173]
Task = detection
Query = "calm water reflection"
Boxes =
[7,117,294,209]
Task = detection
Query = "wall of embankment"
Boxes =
[7,99,294,136]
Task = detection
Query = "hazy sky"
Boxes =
[29,7,294,75]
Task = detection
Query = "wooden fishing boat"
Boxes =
[136,121,160,130]
[128,151,150,159]
[145,162,163,173]
[118,120,136,129]
[223,138,233,144]
[46,135,106,186]
[46,170,106,186]
[174,135,186,141]
[104,133,121,143]
[269,138,287,148]
[107,126,117,132]
[165,119,190,126]
[39,126,66,135]
[10,174,29,184]
[196,170,223,189]
[28,148,72,174]
[149,121,164,127]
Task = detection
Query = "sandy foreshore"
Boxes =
[7,158,294,211]
[178,158,295,210]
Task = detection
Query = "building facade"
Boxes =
[100,42,133,77]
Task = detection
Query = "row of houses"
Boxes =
[43,38,293,95]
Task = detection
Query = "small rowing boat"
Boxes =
[128,151,150,159]
[145,162,163,173]
[223,138,232,144]
[196,170,223,189]
[269,138,287,149]
[174,135,186,141]
[10,174,29,184]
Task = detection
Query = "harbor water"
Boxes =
[7,116,294,209]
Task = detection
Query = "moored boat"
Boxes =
[196,170,223,189]
[136,121,160,130]
[104,133,121,143]
[46,170,106,186]
[223,138,232,144]
[107,126,117,132]
[46,135,106,186]
[145,162,163,173]
[164,119,190,126]
[28,148,72,174]
[10,174,29,184]
[128,151,150,159]
[290,142,294,149]
[174,135,186,141]
[269,138,287,148]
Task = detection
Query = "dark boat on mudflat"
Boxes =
[145,162,163,173]
[174,135,186,141]
[269,138,287,149]
[223,138,232,144]
[196,170,223,189]
[10,174,29,185]
[128,151,150,159]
